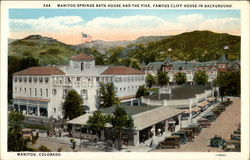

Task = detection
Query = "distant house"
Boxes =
[12,53,146,119]
[144,55,240,84]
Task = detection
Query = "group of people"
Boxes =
[47,127,62,137]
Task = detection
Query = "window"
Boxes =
[39,77,43,83]
[54,108,56,113]
[20,87,22,92]
[24,77,27,83]
[132,86,134,90]
[128,86,130,91]
[123,87,126,91]
[34,77,37,83]
[29,88,32,96]
[40,89,43,97]
[46,89,48,97]
[14,77,17,82]
[45,77,49,83]
[15,87,17,91]
[115,87,118,92]
[19,77,22,82]
[35,88,37,96]
[123,77,127,82]
[52,89,57,95]
[128,77,130,82]
[29,77,32,83]
[120,88,122,91]
[24,88,26,93]
[77,77,81,81]
[96,77,99,82]
[88,78,91,81]
[81,90,88,99]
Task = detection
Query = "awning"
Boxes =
[15,97,50,102]
[192,107,202,112]
[198,101,209,108]
[208,97,216,102]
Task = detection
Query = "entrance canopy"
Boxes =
[67,113,92,125]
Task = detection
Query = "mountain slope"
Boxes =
[9,35,77,65]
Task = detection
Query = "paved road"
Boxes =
[153,97,241,152]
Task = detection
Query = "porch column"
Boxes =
[37,106,40,116]
[152,125,156,139]
[133,130,140,146]
[131,99,133,106]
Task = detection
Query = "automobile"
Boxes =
[234,129,241,134]
[157,136,181,149]
[221,98,232,106]
[181,112,190,120]
[22,128,33,140]
[185,124,202,136]
[171,131,188,144]
[210,135,226,148]
[202,112,217,122]
[197,118,211,128]
[211,108,224,116]
[231,133,241,141]
[179,128,194,141]
[223,140,240,152]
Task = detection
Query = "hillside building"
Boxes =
[12,53,145,119]
[145,55,240,83]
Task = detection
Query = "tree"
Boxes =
[146,74,157,88]
[174,72,187,85]
[63,89,84,120]
[193,70,208,85]
[136,85,149,105]
[157,71,169,86]
[8,111,29,151]
[99,83,119,108]
[215,71,240,101]
[111,107,134,150]
[86,110,109,140]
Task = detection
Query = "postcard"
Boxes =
[1,0,249,160]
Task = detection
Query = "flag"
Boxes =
[81,32,92,43]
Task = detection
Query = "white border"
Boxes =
[1,1,249,160]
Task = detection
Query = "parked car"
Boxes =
[223,140,240,152]
[197,118,211,128]
[210,135,226,148]
[202,112,217,122]
[179,128,194,141]
[171,131,188,144]
[211,108,224,116]
[185,124,202,136]
[22,128,33,140]
[157,136,181,149]
[231,133,241,141]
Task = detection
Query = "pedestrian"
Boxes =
[142,134,146,143]
[112,135,115,144]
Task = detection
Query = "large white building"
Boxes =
[12,53,145,119]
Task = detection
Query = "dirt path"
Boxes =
[153,97,241,152]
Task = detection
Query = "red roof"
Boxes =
[13,66,65,75]
[101,66,145,75]
[70,53,94,61]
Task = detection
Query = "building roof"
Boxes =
[67,113,93,125]
[145,86,212,100]
[70,53,95,61]
[13,66,65,76]
[101,66,145,75]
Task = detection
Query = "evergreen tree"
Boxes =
[157,71,169,86]
[136,85,149,99]
[174,72,187,85]
[193,70,208,85]
[63,89,84,120]
[146,74,157,88]
[99,83,119,108]
[111,107,134,150]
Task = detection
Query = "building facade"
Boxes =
[145,55,240,83]
[12,53,145,119]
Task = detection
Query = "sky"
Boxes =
[9,9,240,45]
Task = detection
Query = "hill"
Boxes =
[122,30,240,64]
[8,35,77,65]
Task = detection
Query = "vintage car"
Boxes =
[211,108,224,116]
[221,98,232,106]
[179,128,194,141]
[171,131,188,144]
[197,118,211,128]
[223,140,240,152]
[157,136,181,149]
[202,112,217,122]
[22,128,33,140]
[231,133,241,141]
[185,124,202,136]
[210,135,226,148]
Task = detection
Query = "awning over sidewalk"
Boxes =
[207,97,216,102]
[198,101,209,108]
[183,107,201,114]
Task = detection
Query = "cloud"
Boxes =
[9,14,240,44]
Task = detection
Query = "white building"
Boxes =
[12,53,145,119]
